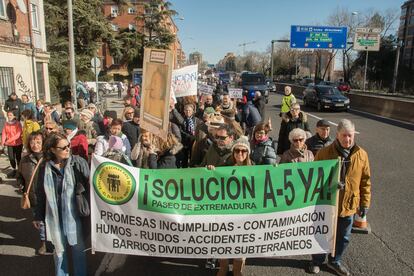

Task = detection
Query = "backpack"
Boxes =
[102,150,133,166]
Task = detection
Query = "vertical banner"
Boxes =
[140,48,173,140]
[171,64,199,98]
[91,156,340,259]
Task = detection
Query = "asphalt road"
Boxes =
[0,93,413,276]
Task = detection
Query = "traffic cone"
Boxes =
[352,213,371,234]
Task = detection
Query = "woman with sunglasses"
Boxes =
[250,122,277,165]
[33,133,89,276]
[208,136,251,276]
[43,121,60,137]
[280,128,314,163]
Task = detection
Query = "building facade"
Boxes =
[101,0,183,79]
[0,0,50,107]
[399,0,414,69]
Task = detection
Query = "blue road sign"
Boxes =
[290,25,348,49]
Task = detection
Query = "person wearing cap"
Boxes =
[94,119,131,158]
[277,103,310,156]
[4,92,22,120]
[221,108,244,140]
[200,124,234,168]
[78,109,98,145]
[122,108,141,148]
[280,128,314,163]
[306,119,334,156]
[180,103,200,168]
[208,136,251,276]
[63,120,88,161]
[250,122,277,165]
[309,119,371,276]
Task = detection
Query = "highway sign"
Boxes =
[354,28,381,51]
[290,25,348,49]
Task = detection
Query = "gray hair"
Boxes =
[291,102,300,109]
[337,119,355,133]
[288,128,307,143]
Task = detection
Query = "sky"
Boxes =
[171,0,405,64]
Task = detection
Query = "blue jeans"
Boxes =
[312,216,354,265]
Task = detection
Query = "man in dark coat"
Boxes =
[122,108,140,148]
[4,93,22,119]
[306,119,334,155]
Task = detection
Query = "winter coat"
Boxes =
[78,120,98,144]
[250,138,277,165]
[70,133,89,161]
[200,143,233,167]
[315,142,371,217]
[94,133,131,157]
[22,102,38,118]
[17,153,42,206]
[243,102,262,127]
[42,110,60,125]
[253,96,266,118]
[22,120,41,147]
[1,120,23,146]
[122,121,140,148]
[148,143,183,169]
[280,93,296,113]
[4,97,22,116]
[170,109,184,128]
[180,116,200,149]
[276,111,310,155]
[279,145,314,164]
[306,134,334,156]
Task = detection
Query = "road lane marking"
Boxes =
[305,112,360,134]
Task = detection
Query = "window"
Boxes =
[31,4,39,29]
[401,7,407,16]
[110,5,118,17]
[0,67,15,101]
[111,24,119,31]
[410,16,414,25]
[0,0,6,19]
[128,24,136,31]
[36,63,45,100]
[128,7,136,14]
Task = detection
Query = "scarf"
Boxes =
[132,142,151,169]
[184,117,195,135]
[44,157,78,256]
[254,136,268,145]
[334,139,354,186]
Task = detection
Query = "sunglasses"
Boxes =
[293,138,305,142]
[65,112,72,115]
[55,145,70,151]
[234,148,248,154]
[215,135,228,141]
[45,127,55,131]
[126,112,134,115]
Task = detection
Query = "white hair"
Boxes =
[288,128,307,143]
[337,119,355,133]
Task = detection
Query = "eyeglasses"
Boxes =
[292,138,305,143]
[45,127,55,131]
[215,135,228,141]
[55,145,70,151]
[291,108,300,111]
[65,112,72,115]
[126,112,134,115]
[234,148,248,154]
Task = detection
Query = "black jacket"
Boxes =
[276,112,310,155]
[122,121,140,148]
[4,97,22,118]
[306,134,333,156]
[148,143,183,169]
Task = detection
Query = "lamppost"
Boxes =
[392,40,403,94]
[67,0,77,109]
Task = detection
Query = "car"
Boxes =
[300,78,314,87]
[240,72,270,103]
[265,79,276,92]
[337,82,351,93]
[84,81,114,97]
[303,85,350,111]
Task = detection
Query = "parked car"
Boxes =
[300,78,314,87]
[337,82,351,93]
[303,85,350,111]
[84,81,114,97]
[266,79,276,92]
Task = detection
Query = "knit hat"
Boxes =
[231,136,251,155]
[104,110,118,120]
[108,135,123,151]
[80,109,94,120]
[62,120,77,130]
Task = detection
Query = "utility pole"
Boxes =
[392,40,402,94]
[271,40,275,81]
[363,50,369,91]
[67,0,77,109]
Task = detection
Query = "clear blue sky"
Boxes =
[172,0,405,64]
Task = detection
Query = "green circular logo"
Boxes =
[93,162,136,205]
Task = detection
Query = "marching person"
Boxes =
[122,108,140,148]
[148,132,183,169]
[1,111,23,178]
[250,123,277,165]
[21,109,41,149]
[63,120,88,161]
[94,119,131,158]
[280,85,296,117]
[131,129,154,168]
[180,103,199,168]
[43,121,61,138]
[42,102,60,125]
[200,124,234,167]
[78,109,98,146]
[21,94,38,119]
[309,119,371,276]
[4,93,22,120]
[279,128,314,163]
[306,119,334,156]
[34,133,89,276]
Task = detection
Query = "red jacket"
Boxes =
[71,133,89,161]
[2,120,23,146]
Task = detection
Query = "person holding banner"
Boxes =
[180,103,200,168]
[280,128,314,163]
[33,133,88,276]
[148,132,183,169]
[310,119,371,276]
[250,123,277,165]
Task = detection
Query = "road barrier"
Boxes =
[275,83,414,124]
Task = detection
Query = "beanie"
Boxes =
[80,109,94,120]
[62,120,77,130]
[231,136,251,155]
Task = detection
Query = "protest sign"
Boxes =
[140,48,173,140]
[171,64,199,98]
[198,83,214,95]
[228,88,243,99]
[91,155,339,258]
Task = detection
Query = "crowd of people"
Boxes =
[0,83,371,276]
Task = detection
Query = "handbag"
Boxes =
[73,164,90,217]
[21,158,43,210]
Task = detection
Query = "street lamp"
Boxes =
[392,40,403,94]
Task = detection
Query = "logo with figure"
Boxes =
[93,162,136,205]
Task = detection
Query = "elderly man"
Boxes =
[306,119,334,155]
[200,124,234,167]
[309,119,371,276]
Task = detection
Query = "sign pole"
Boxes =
[392,41,402,94]
[270,40,275,81]
[95,60,99,103]
[363,50,369,91]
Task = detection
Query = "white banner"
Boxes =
[198,83,215,95]
[171,64,199,98]
[91,155,338,259]
[228,88,243,99]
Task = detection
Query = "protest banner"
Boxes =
[140,48,173,140]
[171,64,198,98]
[198,83,214,95]
[228,88,243,99]
[91,155,339,259]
